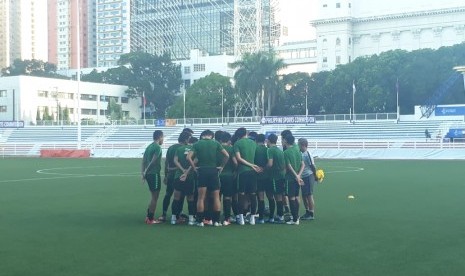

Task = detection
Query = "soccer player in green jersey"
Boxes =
[161,128,193,221]
[266,133,286,223]
[255,134,273,224]
[283,134,305,225]
[219,132,237,225]
[141,130,164,224]
[188,130,229,227]
[234,127,262,225]
[172,131,196,225]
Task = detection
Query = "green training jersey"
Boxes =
[221,145,235,176]
[255,144,270,179]
[192,138,224,168]
[174,144,194,179]
[284,145,302,180]
[234,138,257,174]
[267,145,285,180]
[165,143,182,175]
[143,142,162,174]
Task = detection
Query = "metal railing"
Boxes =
[31,112,398,127]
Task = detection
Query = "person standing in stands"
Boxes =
[141,130,164,224]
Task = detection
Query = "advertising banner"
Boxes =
[261,116,315,124]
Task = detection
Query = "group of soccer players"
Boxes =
[141,127,319,227]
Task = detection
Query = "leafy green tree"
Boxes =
[81,52,182,118]
[63,107,70,121]
[230,51,286,116]
[42,107,51,121]
[273,72,312,116]
[1,59,69,79]
[106,98,123,120]
[167,73,235,118]
[36,108,41,123]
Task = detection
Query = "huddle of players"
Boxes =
[141,127,318,226]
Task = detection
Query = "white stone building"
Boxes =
[0,76,140,125]
[312,0,465,71]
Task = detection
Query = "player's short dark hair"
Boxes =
[256,134,266,143]
[189,136,198,144]
[283,134,295,145]
[234,127,247,138]
[298,138,308,147]
[268,133,278,144]
[248,131,258,141]
[178,131,191,143]
[220,132,231,143]
[231,134,238,145]
[153,130,163,141]
[182,128,194,134]
[215,130,224,142]
[281,129,292,137]
[201,129,214,138]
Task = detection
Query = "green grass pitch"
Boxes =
[1,157,464,276]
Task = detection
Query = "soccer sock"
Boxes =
[213,211,221,223]
[162,195,171,216]
[268,198,276,219]
[231,198,238,216]
[284,204,290,213]
[187,200,196,216]
[147,209,154,220]
[276,201,284,217]
[179,195,186,213]
[171,199,181,216]
[223,199,232,220]
[258,200,265,220]
[250,195,257,215]
[290,199,299,222]
[196,212,204,223]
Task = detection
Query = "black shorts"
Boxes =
[257,178,272,193]
[173,177,196,196]
[197,167,220,191]
[272,178,285,195]
[237,170,257,194]
[220,174,236,197]
[301,175,314,196]
[146,173,161,192]
[286,179,300,198]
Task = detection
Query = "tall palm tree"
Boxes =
[231,51,286,117]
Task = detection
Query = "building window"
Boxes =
[336,3,341,8]
[349,3,352,8]
[336,56,341,64]
[38,90,48,97]
[184,79,191,88]
[121,97,129,103]
[0,90,6,97]
[193,64,205,72]
[323,4,327,8]
[184,66,191,74]
[81,94,97,101]
[0,106,6,112]
[336,38,341,46]
[323,57,328,63]
[81,109,97,115]
[349,37,352,45]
